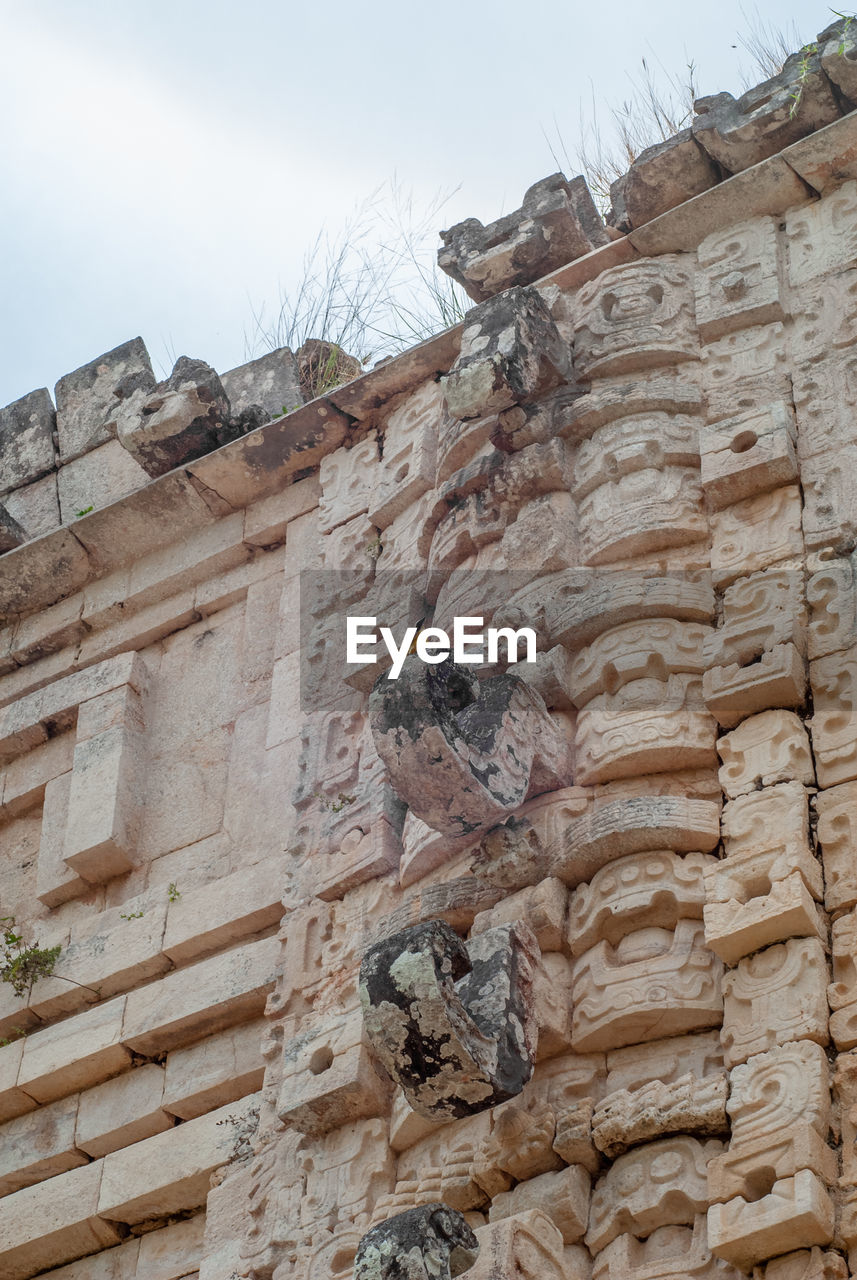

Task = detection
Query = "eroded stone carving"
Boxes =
[359,920,538,1119]
[574,258,698,378]
[720,938,829,1068]
[355,1204,479,1280]
[368,657,571,838]
[593,1072,728,1158]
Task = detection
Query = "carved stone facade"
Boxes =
[2,23,857,1280]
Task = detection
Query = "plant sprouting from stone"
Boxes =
[313,790,356,813]
[119,909,145,921]
[167,882,182,903]
[0,916,62,999]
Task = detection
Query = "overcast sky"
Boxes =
[0,0,825,408]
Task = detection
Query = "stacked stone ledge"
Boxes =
[5,28,857,1280]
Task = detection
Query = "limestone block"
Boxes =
[0,387,56,495]
[709,486,803,591]
[359,921,538,1119]
[815,783,857,914]
[578,467,708,566]
[573,415,700,500]
[708,567,806,669]
[717,710,815,797]
[162,1017,265,1120]
[720,782,816,875]
[355,1203,479,1280]
[0,502,28,551]
[220,346,302,419]
[63,688,147,884]
[571,920,723,1053]
[818,16,857,101]
[136,1214,205,1280]
[442,287,572,421]
[496,491,578,577]
[810,650,857,787]
[18,995,131,1103]
[236,1129,305,1275]
[121,934,280,1055]
[791,353,857,464]
[606,1031,724,1094]
[574,674,716,784]
[801,448,857,552]
[0,1092,86,1197]
[608,128,719,230]
[369,381,440,529]
[56,437,149,523]
[593,1071,728,1158]
[318,435,381,533]
[808,555,857,661]
[573,257,697,378]
[695,216,785,341]
[55,336,154,462]
[592,1214,742,1280]
[532,950,574,1059]
[692,47,839,174]
[789,268,857,369]
[786,182,857,288]
[161,854,283,964]
[702,323,790,424]
[117,356,230,478]
[568,850,711,956]
[75,1062,172,1158]
[708,1171,834,1270]
[587,1135,722,1253]
[828,911,857,1048]
[568,618,711,708]
[471,877,568,953]
[704,643,807,729]
[98,1091,260,1224]
[439,173,608,302]
[0,1159,122,1279]
[469,1210,571,1280]
[472,1095,561,1192]
[699,403,798,511]
[721,937,829,1067]
[278,1006,392,1137]
[369,656,571,839]
[36,771,88,908]
[380,1110,491,1214]
[0,1037,37,1124]
[35,1238,140,1279]
[3,471,60,539]
[489,1165,590,1244]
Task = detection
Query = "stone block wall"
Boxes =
[2,24,857,1280]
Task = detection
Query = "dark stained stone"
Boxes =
[355,1204,479,1280]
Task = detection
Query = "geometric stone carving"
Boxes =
[815,782,857,914]
[586,1135,723,1253]
[354,1205,479,1280]
[786,181,857,290]
[759,1249,848,1280]
[441,287,573,421]
[568,850,713,956]
[319,435,381,533]
[369,383,441,530]
[702,324,790,425]
[720,938,829,1068]
[708,486,803,591]
[707,1170,835,1271]
[606,1031,724,1094]
[574,675,716,785]
[571,919,723,1053]
[702,643,807,729]
[488,1164,591,1244]
[695,217,785,342]
[577,466,708,565]
[469,1210,573,1280]
[699,403,798,511]
[568,618,711,708]
[592,1072,729,1158]
[717,710,815,798]
[807,554,857,660]
[368,657,572,838]
[810,649,857,788]
[828,910,857,1049]
[472,1095,562,1193]
[709,1041,834,1201]
[706,568,806,670]
[593,1214,743,1280]
[359,921,538,1119]
[574,257,698,379]
[438,172,609,303]
[573,416,701,504]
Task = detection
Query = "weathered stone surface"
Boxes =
[359,920,538,1119]
[55,336,154,462]
[469,1210,572,1280]
[609,129,721,231]
[0,503,27,552]
[117,356,231,478]
[439,173,609,302]
[441,287,573,420]
[369,656,571,839]
[692,49,840,174]
[717,710,814,797]
[489,1164,591,1243]
[699,403,797,510]
[721,937,829,1067]
[0,387,56,496]
[593,1214,742,1280]
[0,1160,122,1279]
[355,1204,479,1280]
[708,1170,834,1270]
[220,346,303,420]
[593,1071,728,1158]
[75,1062,172,1158]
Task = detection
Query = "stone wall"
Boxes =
[2,18,857,1280]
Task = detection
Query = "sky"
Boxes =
[0,0,827,408]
